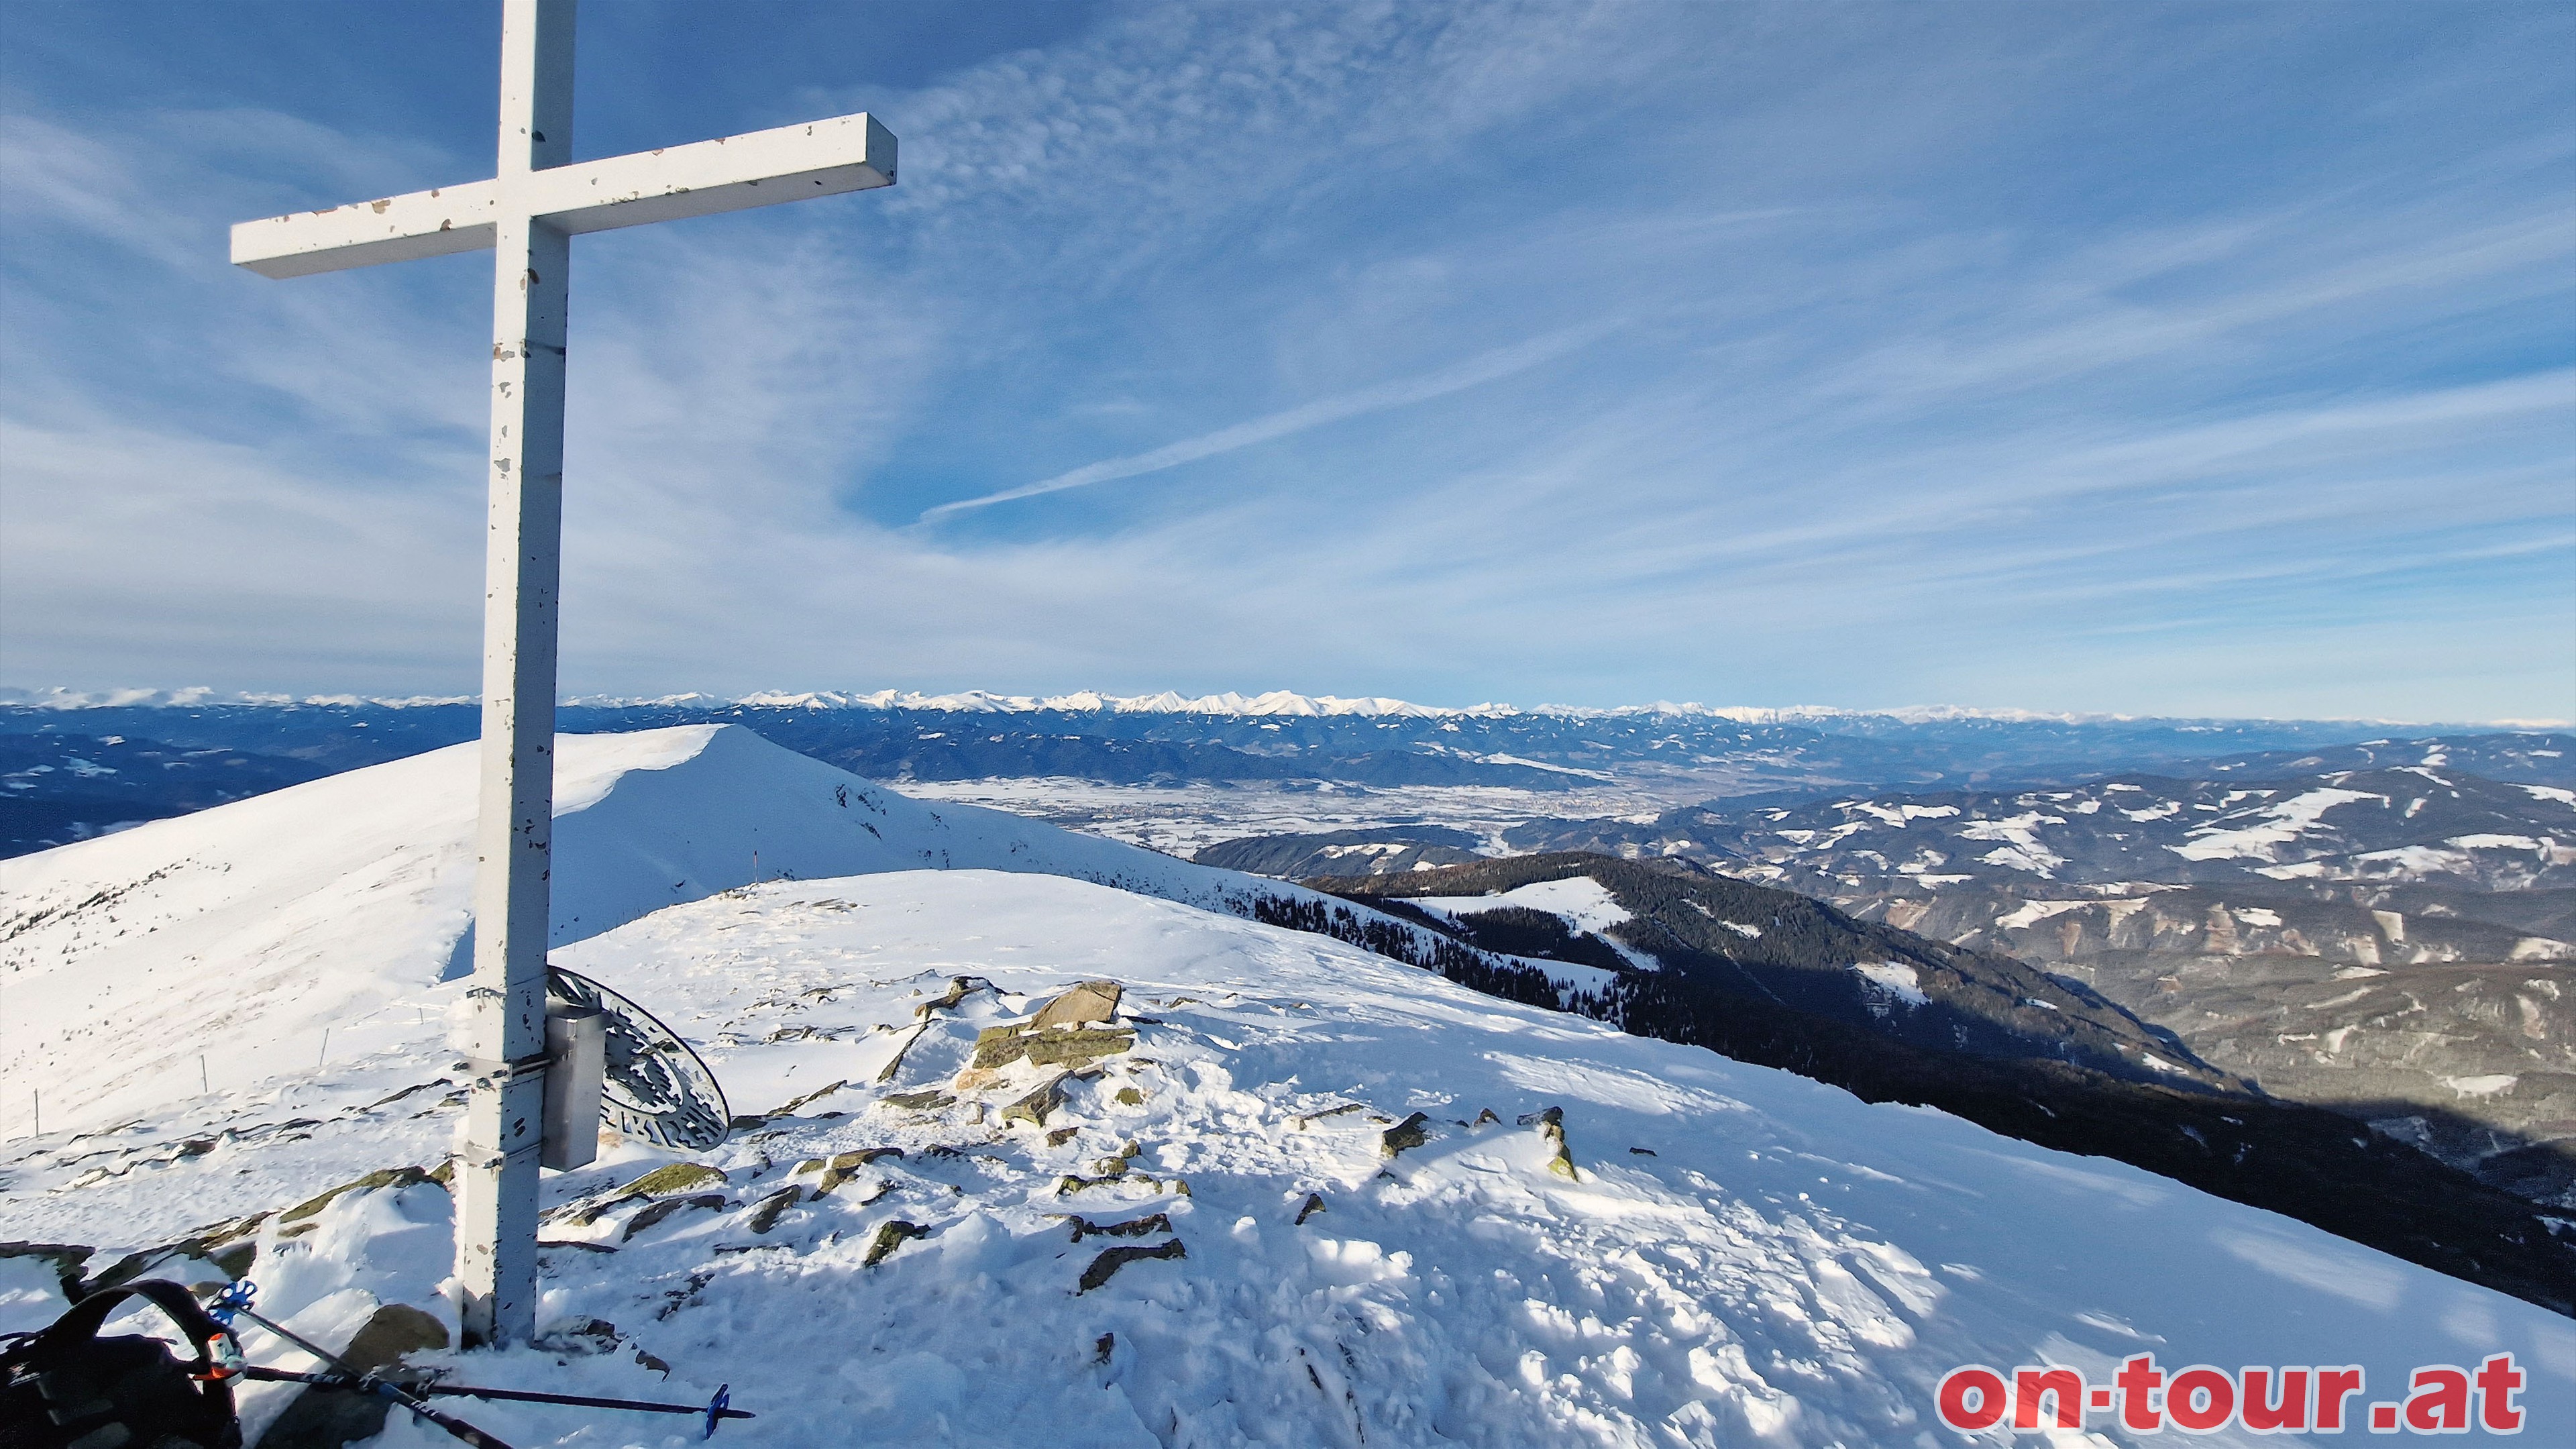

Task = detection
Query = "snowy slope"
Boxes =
[0,725,1321,1134]
[1399,875,1664,971]
[4,869,2571,1448]
[1401,876,1638,938]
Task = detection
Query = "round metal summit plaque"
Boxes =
[546,966,731,1150]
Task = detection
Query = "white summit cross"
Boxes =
[231,0,895,1347]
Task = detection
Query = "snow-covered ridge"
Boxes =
[8,684,2557,728]
[0,724,1458,1134]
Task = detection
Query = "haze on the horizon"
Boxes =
[1,1,2568,720]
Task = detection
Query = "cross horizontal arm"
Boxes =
[530,111,896,237]
[231,182,500,279]
[232,112,895,279]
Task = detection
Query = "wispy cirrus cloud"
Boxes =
[917,321,1614,521]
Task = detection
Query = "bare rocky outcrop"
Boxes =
[1077,1239,1185,1293]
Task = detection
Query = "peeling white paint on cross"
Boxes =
[230,0,894,1348]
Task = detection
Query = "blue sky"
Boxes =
[2,1,2569,720]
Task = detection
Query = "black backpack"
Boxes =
[0,1280,242,1449]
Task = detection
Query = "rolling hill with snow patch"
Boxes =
[1501,750,2576,1213]
[1511,764,2576,892]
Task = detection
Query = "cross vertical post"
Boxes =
[455,0,576,1350]
[229,0,894,1351]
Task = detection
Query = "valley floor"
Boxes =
[896,777,1678,861]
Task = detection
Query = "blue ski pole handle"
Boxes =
[206,1280,256,1328]
[704,1384,731,1439]
[213,1281,517,1449]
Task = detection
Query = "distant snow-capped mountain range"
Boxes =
[3,683,2559,727]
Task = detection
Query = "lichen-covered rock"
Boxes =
[621,1193,727,1241]
[1033,979,1122,1030]
[0,1242,91,1303]
[556,1192,641,1228]
[1519,1106,1578,1179]
[1057,1166,1191,1199]
[794,1147,902,1175]
[1028,1028,1134,1069]
[1067,1212,1171,1243]
[971,1023,1136,1071]
[744,1187,804,1234]
[767,1079,847,1118]
[863,1218,929,1267]
[1295,1193,1327,1225]
[620,1163,728,1197]
[914,975,995,1018]
[350,1303,449,1359]
[532,1317,620,1354]
[1077,1238,1185,1293]
[258,1303,450,1449]
[969,1024,1024,1069]
[280,1166,439,1226]
[797,1146,903,1196]
[872,1021,931,1084]
[1002,1075,1069,1128]
[1381,1112,1432,1159]
[1294,1102,1368,1130]
[83,1236,252,1295]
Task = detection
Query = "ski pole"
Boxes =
[241,1367,753,1431]
[209,1283,513,1449]
[437,1380,751,1435]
